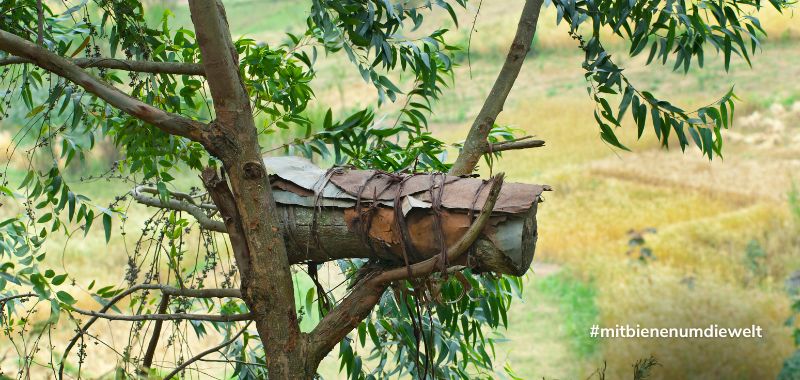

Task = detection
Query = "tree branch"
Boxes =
[449,0,544,176]
[133,185,212,206]
[58,284,241,379]
[306,174,505,366]
[0,293,36,305]
[35,0,43,45]
[130,185,225,233]
[160,286,241,298]
[200,168,251,277]
[373,173,504,283]
[304,279,388,369]
[489,136,545,152]
[141,294,170,373]
[70,307,251,322]
[0,56,206,75]
[188,0,303,375]
[187,0,249,121]
[0,29,208,143]
[163,321,252,380]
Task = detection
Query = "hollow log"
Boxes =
[263,157,549,276]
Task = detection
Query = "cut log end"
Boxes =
[470,202,538,276]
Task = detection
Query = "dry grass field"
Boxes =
[2,1,800,379]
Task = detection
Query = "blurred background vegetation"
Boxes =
[1,0,799,378]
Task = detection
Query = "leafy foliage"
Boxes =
[334,261,522,379]
[551,0,791,157]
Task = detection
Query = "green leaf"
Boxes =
[49,299,61,324]
[56,291,76,305]
[596,112,630,151]
[102,213,112,243]
[52,274,68,286]
[30,274,48,298]
[723,35,732,71]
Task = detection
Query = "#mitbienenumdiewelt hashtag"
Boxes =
[589,324,764,338]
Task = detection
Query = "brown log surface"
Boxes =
[265,157,548,275]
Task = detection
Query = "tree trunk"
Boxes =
[188,0,304,377]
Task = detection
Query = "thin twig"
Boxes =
[489,136,545,152]
[163,321,253,380]
[57,284,241,379]
[130,186,225,232]
[467,0,484,79]
[70,308,251,322]
[0,293,37,305]
[0,56,205,76]
[35,0,44,45]
[59,285,148,379]
[198,357,269,368]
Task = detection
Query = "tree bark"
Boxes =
[0,56,206,75]
[449,0,544,176]
[0,30,208,142]
[187,0,306,377]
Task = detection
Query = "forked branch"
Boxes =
[0,29,208,143]
[130,185,226,232]
[186,0,304,372]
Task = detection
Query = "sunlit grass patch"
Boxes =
[500,271,587,380]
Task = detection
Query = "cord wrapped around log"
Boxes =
[265,157,549,276]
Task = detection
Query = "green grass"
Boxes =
[146,0,308,40]
[536,271,600,358]
[790,181,800,223]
